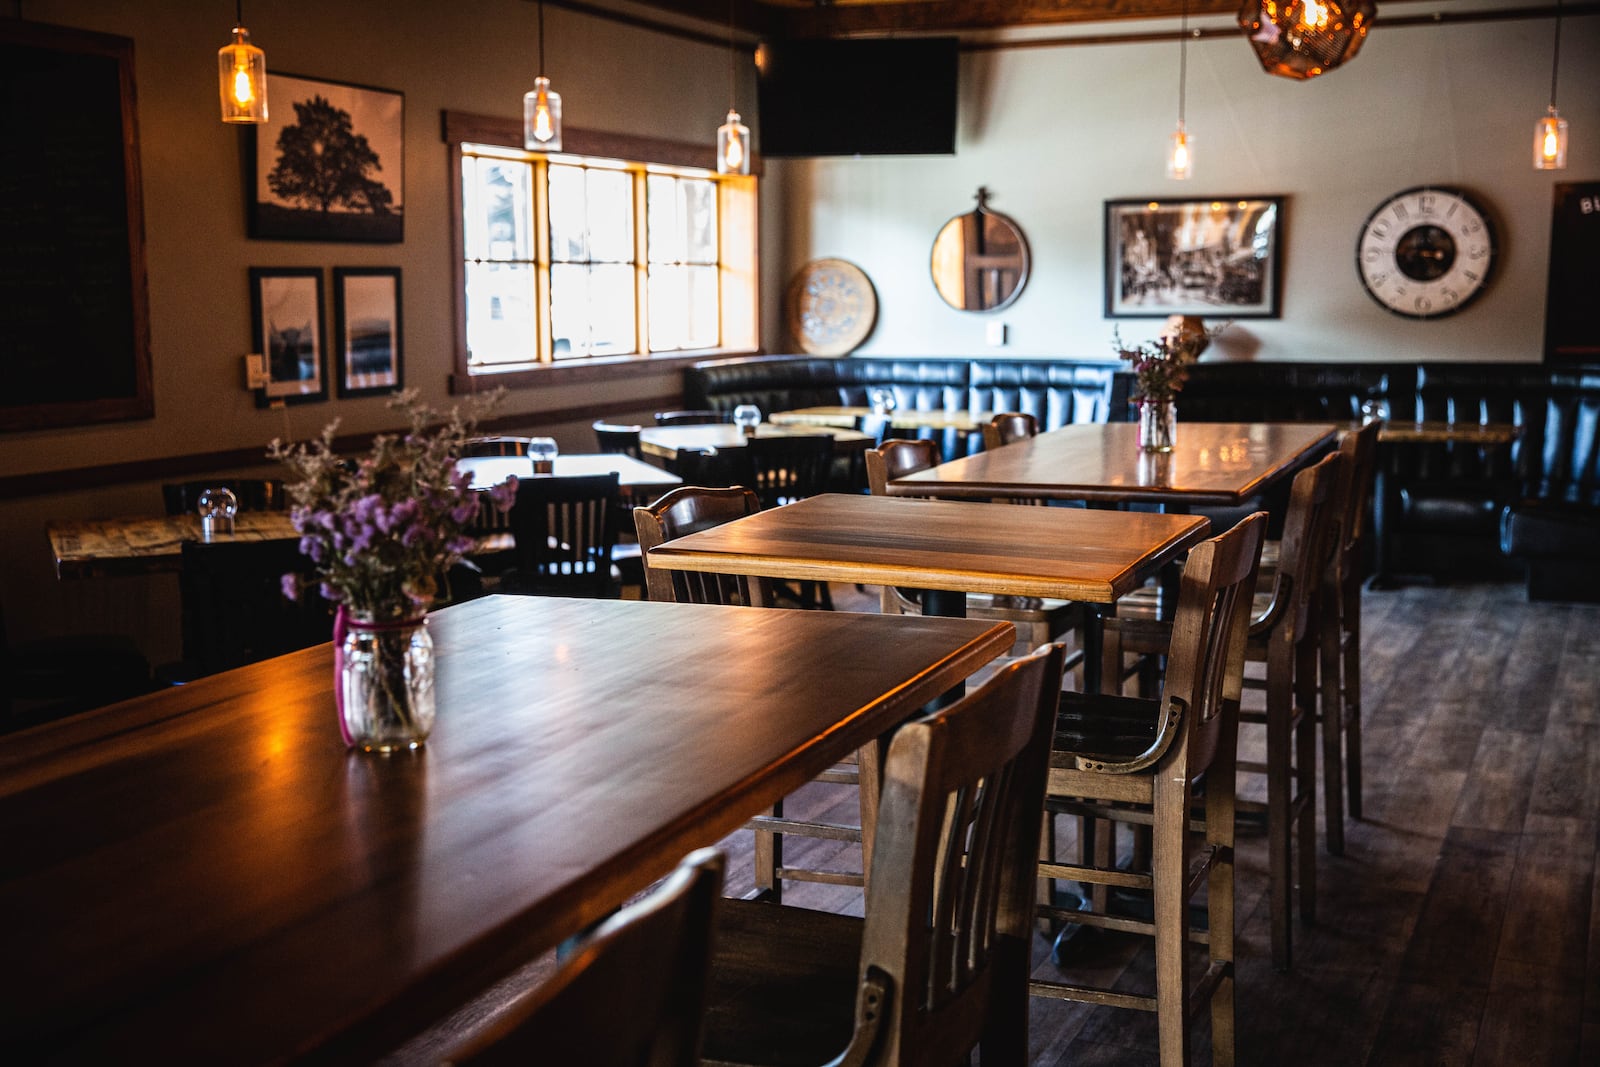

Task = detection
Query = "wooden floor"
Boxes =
[395,579,1600,1066]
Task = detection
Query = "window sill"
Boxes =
[450,349,756,394]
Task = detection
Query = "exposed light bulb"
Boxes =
[1167,124,1193,180]
[232,65,254,106]
[1299,0,1330,33]
[718,109,750,176]
[1534,108,1568,170]
[218,24,267,124]
[523,76,562,152]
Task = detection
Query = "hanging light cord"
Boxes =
[1177,0,1188,125]
[727,0,737,110]
[1549,0,1562,109]
[236,0,243,26]
[538,0,546,76]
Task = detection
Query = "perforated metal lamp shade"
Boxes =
[1238,0,1376,79]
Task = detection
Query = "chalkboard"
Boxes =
[1545,181,1600,364]
[0,19,152,431]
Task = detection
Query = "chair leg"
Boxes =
[1152,773,1192,1067]
[1318,590,1346,857]
[1342,576,1363,821]
[1265,639,1294,973]
[1206,766,1237,1067]
[1294,636,1319,927]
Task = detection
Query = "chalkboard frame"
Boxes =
[0,19,153,432]
[1544,181,1600,364]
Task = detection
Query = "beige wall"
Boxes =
[767,13,1600,363]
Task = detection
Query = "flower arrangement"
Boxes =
[1114,316,1224,406]
[269,391,511,620]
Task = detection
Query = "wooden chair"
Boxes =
[866,439,1080,656]
[637,486,861,903]
[443,848,724,1067]
[699,644,1065,1067]
[745,435,835,609]
[461,436,534,458]
[177,539,333,678]
[2,601,151,733]
[161,478,287,515]
[591,419,642,459]
[982,411,1038,451]
[1032,512,1266,1067]
[501,473,621,598]
[654,409,731,426]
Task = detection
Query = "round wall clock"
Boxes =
[1356,186,1496,319]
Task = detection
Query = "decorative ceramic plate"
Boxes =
[786,258,878,356]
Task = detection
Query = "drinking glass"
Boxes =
[732,404,761,437]
[196,486,239,542]
[528,437,559,475]
[869,387,898,415]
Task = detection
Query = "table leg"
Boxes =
[918,588,968,710]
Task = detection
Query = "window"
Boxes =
[449,115,757,390]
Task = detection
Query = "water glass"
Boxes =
[196,486,239,541]
[732,404,761,437]
[869,387,898,415]
[528,437,559,475]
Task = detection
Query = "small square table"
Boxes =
[639,422,871,465]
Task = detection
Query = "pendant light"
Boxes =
[1167,0,1193,180]
[1238,0,1375,80]
[218,0,267,124]
[524,0,562,152]
[1534,0,1568,170]
[716,0,750,175]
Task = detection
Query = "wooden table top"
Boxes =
[770,406,992,433]
[647,493,1210,603]
[457,452,681,491]
[1374,420,1522,445]
[48,509,300,579]
[0,595,1010,1063]
[639,422,871,462]
[892,422,1338,507]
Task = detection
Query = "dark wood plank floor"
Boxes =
[394,580,1600,1066]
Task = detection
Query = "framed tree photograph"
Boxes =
[1105,197,1283,318]
[250,267,327,407]
[334,267,403,397]
[250,73,403,243]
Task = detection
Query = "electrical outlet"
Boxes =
[244,353,268,389]
[986,321,1008,347]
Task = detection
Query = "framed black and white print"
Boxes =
[1105,197,1283,318]
[250,73,404,243]
[250,267,327,407]
[334,267,402,397]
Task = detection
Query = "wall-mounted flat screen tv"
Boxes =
[756,37,960,157]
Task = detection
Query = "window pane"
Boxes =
[586,169,632,263]
[464,155,532,263]
[646,174,683,265]
[648,265,718,351]
[549,163,586,262]
[552,263,637,359]
[466,261,538,366]
[683,179,717,264]
[685,265,719,347]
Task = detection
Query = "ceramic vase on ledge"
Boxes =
[1139,399,1177,454]
[337,608,435,753]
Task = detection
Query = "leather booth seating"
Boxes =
[687,355,1600,601]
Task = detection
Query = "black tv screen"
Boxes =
[756,37,959,157]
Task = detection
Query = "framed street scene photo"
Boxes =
[1105,197,1283,318]
[250,74,403,242]
[334,267,402,397]
[250,268,327,407]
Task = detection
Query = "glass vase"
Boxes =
[337,609,435,753]
[1139,399,1177,453]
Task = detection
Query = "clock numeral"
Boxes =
[1368,271,1389,286]
[1417,194,1437,215]
[1467,246,1488,260]
[1363,249,1382,262]
[1370,221,1392,240]
[1462,220,1482,235]
[1392,202,1409,221]
[1414,295,1432,314]
[1445,201,1459,219]
[1442,288,1460,304]
[1464,270,1480,282]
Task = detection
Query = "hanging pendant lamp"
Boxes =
[524,0,562,152]
[218,0,267,124]
[1534,0,1568,170]
[1168,0,1193,180]
[1238,0,1376,80]
[717,0,750,175]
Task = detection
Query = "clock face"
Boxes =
[1356,186,1496,319]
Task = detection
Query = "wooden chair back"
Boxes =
[634,486,770,607]
[507,473,620,598]
[1335,420,1381,565]
[850,644,1064,1065]
[162,479,287,516]
[178,539,332,677]
[591,419,642,459]
[865,437,941,497]
[444,849,724,1067]
[1255,453,1343,643]
[744,435,833,509]
[654,410,731,426]
[461,436,534,458]
[982,411,1038,451]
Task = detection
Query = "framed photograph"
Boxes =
[1105,197,1283,318]
[334,267,403,397]
[250,73,403,243]
[250,267,327,407]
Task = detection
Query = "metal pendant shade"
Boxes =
[1238,0,1376,80]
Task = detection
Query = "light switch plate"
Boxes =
[986,321,1007,346]
[244,352,269,389]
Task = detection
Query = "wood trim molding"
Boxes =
[0,393,683,502]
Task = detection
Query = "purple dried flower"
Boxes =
[281,573,300,601]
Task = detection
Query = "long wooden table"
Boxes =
[0,595,1011,1063]
[639,422,871,463]
[891,422,1339,508]
[456,452,681,495]
[770,405,993,433]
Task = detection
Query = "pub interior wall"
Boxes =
[767,14,1600,364]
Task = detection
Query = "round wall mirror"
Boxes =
[930,187,1030,312]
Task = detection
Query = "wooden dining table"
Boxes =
[0,594,1011,1063]
[645,493,1211,692]
[638,422,872,464]
[456,452,681,495]
[770,405,993,433]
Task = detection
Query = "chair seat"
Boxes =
[1055,689,1164,767]
[701,900,864,1067]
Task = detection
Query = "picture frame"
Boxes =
[249,73,404,243]
[1104,196,1284,318]
[333,267,403,397]
[250,267,327,407]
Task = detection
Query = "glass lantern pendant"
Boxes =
[1534,109,1568,170]
[718,109,750,175]
[524,77,562,152]
[218,24,267,124]
[1167,123,1193,180]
